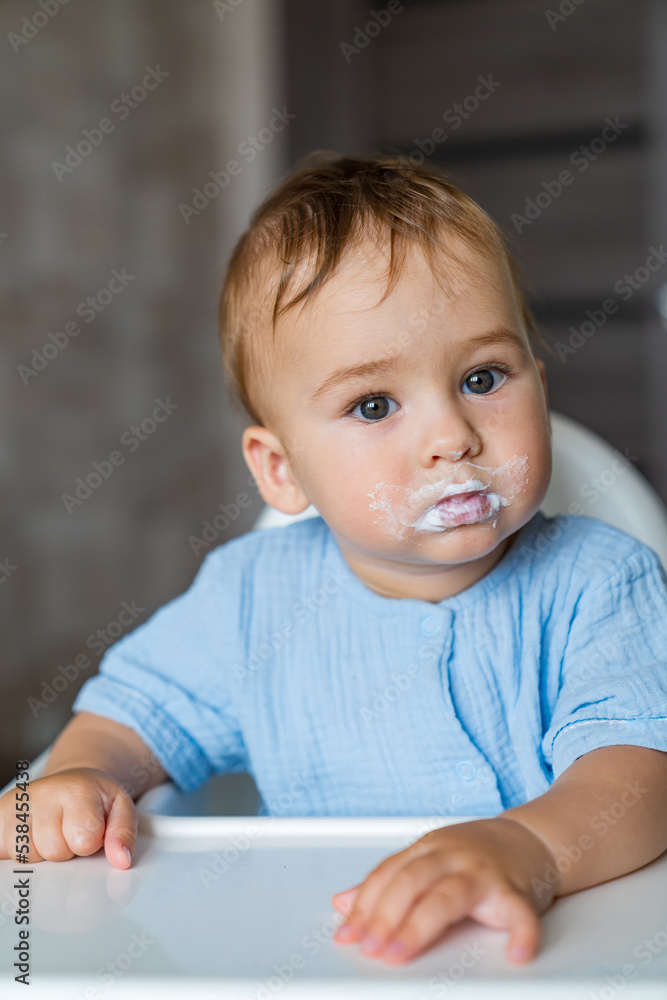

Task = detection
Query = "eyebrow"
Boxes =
[308,326,530,401]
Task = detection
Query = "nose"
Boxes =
[415,395,482,466]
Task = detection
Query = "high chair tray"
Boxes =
[1,771,667,998]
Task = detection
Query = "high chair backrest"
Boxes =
[252,410,667,571]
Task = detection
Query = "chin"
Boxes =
[418,518,511,553]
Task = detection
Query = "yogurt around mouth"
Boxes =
[367,455,528,539]
[412,489,507,531]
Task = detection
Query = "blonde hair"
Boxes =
[218,149,553,428]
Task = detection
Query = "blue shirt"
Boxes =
[72,510,667,817]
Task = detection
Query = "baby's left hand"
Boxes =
[331,817,556,966]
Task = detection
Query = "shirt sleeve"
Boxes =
[542,542,667,779]
[71,544,247,793]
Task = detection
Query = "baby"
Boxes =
[2,152,667,968]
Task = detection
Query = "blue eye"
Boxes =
[346,364,515,422]
[462,365,512,395]
[349,395,399,422]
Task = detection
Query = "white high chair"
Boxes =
[252,410,667,570]
[3,410,667,997]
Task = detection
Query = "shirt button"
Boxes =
[420,616,439,637]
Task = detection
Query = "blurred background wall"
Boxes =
[2,0,666,785]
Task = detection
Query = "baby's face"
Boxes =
[259,239,552,600]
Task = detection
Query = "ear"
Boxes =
[241,425,312,515]
[535,358,552,437]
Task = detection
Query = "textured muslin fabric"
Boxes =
[72,510,667,817]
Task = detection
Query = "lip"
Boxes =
[436,489,486,505]
[408,475,506,532]
[435,478,490,501]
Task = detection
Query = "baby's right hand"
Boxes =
[0,767,137,870]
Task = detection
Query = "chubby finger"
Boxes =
[31,803,76,863]
[61,795,106,858]
[102,791,137,870]
[373,872,481,963]
[358,852,465,956]
[331,885,360,914]
[333,850,416,945]
[473,887,541,964]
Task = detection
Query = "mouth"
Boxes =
[434,477,489,500]
[409,476,508,532]
[437,489,486,505]
[433,490,493,526]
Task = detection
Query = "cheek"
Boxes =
[297,444,381,517]
[367,481,418,542]
[493,386,550,448]
[320,436,416,541]
[492,406,551,499]
[486,453,530,501]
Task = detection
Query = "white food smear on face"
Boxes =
[366,454,530,540]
